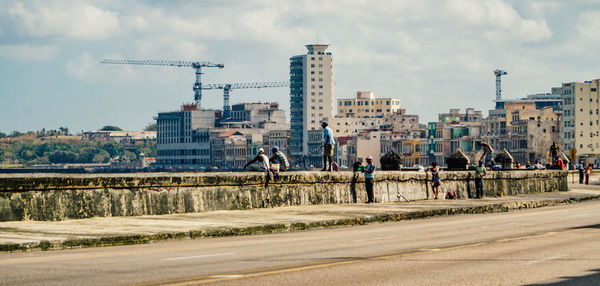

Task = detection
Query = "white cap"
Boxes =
[258,148,264,153]
[366,156,373,160]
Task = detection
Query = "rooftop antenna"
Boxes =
[316,31,319,44]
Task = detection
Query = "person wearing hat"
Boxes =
[244,147,270,171]
[363,156,376,203]
[244,148,272,187]
[269,146,290,179]
[321,121,336,171]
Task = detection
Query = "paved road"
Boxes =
[1,200,600,286]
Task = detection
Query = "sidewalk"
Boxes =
[1,184,599,252]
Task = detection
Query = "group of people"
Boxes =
[246,122,594,202]
[243,146,290,186]
[577,161,593,185]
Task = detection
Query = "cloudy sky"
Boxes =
[1,0,599,134]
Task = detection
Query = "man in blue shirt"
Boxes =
[364,156,376,203]
[321,121,336,171]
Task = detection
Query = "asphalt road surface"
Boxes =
[2,201,600,286]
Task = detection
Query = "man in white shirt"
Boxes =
[244,148,271,187]
[321,121,336,171]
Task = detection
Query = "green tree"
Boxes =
[93,152,110,163]
[0,132,6,138]
[101,141,121,158]
[19,149,36,161]
[144,123,157,131]
[79,147,103,163]
[48,150,77,163]
[99,126,122,131]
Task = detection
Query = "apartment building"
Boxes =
[289,44,335,160]
[561,80,600,159]
[337,91,402,118]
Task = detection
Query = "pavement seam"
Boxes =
[1,194,599,253]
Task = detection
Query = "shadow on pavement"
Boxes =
[571,224,600,229]
[526,268,600,286]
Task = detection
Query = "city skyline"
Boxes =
[1,0,600,134]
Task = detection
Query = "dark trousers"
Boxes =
[579,169,584,184]
[365,178,374,203]
[475,178,484,198]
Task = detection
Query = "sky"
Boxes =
[1,0,599,134]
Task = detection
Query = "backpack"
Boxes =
[445,190,458,200]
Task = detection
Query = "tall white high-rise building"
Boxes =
[289,44,335,160]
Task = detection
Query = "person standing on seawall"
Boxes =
[363,156,376,203]
[426,161,441,199]
[320,121,336,171]
[585,164,592,185]
[474,160,487,199]
[578,161,585,184]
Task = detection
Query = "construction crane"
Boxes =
[100,59,224,108]
[493,69,508,100]
[202,81,289,119]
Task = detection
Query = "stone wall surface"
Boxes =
[0,171,568,222]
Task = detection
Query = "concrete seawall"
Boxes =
[0,170,567,222]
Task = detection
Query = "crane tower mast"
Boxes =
[493,69,508,100]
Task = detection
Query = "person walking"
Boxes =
[363,156,376,203]
[320,121,336,171]
[474,160,487,199]
[426,161,441,199]
[578,161,584,184]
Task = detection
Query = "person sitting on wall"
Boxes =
[556,157,565,170]
[269,146,290,179]
[244,148,271,187]
[550,142,560,164]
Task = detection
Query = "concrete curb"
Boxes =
[2,194,599,253]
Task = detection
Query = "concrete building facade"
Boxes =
[155,105,215,166]
[289,44,335,161]
[337,91,402,118]
[561,80,600,159]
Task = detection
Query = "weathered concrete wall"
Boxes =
[0,170,567,221]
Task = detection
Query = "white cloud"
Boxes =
[66,53,138,83]
[8,1,120,40]
[577,11,600,42]
[0,44,58,62]
[445,0,552,42]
